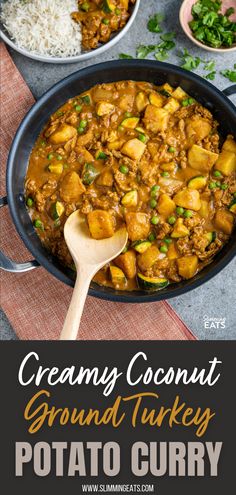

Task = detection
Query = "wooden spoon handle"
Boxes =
[60,271,92,340]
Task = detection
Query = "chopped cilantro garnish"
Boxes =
[204,60,215,71]
[136,45,157,59]
[147,13,165,33]
[189,0,236,49]
[205,71,216,80]
[220,65,236,82]
[119,53,133,59]
[178,49,202,71]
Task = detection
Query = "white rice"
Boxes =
[1,0,82,57]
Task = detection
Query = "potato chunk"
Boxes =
[157,194,176,218]
[125,212,150,241]
[222,137,236,153]
[96,169,114,187]
[173,188,201,211]
[214,209,234,235]
[49,124,77,144]
[136,92,149,112]
[171,218,190,238]
[115,250,136,279]
[186,118,212,141]
[121,138,146,161]
[137,245,160,272]
[96,101,115,116]
[188,144,218,172]
[59,172,85,203]
[144,105,169,133]
[177,255,198,279]
[214,150,236,176]
[87,210,115,240]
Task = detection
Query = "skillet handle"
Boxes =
[0,196,40,273]
[222,84,236,97]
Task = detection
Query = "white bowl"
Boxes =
[0,0,140,64]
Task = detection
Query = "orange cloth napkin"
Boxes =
[0,43,196,341]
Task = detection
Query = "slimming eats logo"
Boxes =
[203,315,226,329]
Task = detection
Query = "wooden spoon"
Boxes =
[60,211,128,340]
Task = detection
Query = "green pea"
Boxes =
[161,171,169,177]
[176,206,184,215]
[160,245,168,254]
[183,210,193,218]
[151,185,160,197]
[57,154,63,160]
[81,2,90,11]
[213,170,222,178]
[168,216,176,225]
[138,133,147,143]
[34,219,44,230]
[47,153,53,160]
[124,112,132,118]
[102,18,109,25]
[164,238,172,244]
[151,216,160,225]
[79,120,88,129]
[221,183,228,190]
[26,197,34,207]
[119,165,129,174]
[75,105,82,112]
[216,181,221,187]
[209,181,217,190]
[168,146,175,153]
[150,198,157,208]
[148,232,156,242]
[115,8,121,14]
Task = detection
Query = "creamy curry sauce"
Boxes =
[25,80,236,291]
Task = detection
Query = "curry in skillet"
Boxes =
[25,80,236,291]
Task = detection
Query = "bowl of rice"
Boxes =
[0,0,140,64]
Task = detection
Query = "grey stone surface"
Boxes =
[1,0,235,340]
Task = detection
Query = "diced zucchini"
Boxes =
[171,218,190,238]
[121,190,138,207]
[135,126,146,133]
[110,266,126,285]
[174,188,201,211]
[121,117,140,129]
[188,144,219,172]
[87,210,114,239]
[163,97,180,114]
[177,255,198,279]
[82,163,100,185]
[50,201,65,220]
[133,241,152,254]
[188,175,207,190]
[48,163,63,174]
[204,231,216,245]
[214,150,236,176]
[137,273,169,291]
[121,138,146,161]
[171,86,188,100]
[103,0,115,13]
[135,92,149,112]
[96,101,115,116]
[81,95,91,105]
[229,199,236,214]
[161,83,173,94]
[149,92,164,108]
